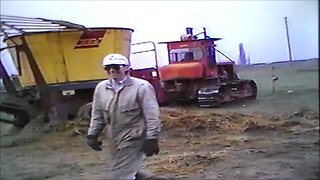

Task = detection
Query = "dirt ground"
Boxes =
[1,59,319,180]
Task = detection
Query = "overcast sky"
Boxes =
[0,0,318,72]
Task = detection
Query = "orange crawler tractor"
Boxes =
[157,27,258,107]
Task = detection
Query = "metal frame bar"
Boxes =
[1,14,87,39]
[0,58,17,95]
[0,45,18,52]
[131,41,159,68]
[20,35,52,119]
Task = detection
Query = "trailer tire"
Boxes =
[77,102,92,121]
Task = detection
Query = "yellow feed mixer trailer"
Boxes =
[0,15,133,126]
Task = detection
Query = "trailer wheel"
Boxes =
[77,102,92,121]
[0,94,33,128]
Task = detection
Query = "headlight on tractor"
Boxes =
[160,81,165,89]
[198,88,219,95]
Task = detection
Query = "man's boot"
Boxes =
[135,171,175,180]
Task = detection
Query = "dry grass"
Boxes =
[146,150,228,176]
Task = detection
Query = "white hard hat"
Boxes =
[102,53,129,66]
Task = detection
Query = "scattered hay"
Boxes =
[160,107,319,134]
[243,120,277,133]
[224,136,250,145]
[160,109,267,133]
[288,106,319,120]
[26,118,91,137]
[15,106,317,138]
[147,151,227,175]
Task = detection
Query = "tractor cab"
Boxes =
[158,27,232,82]
[159,27,239,84]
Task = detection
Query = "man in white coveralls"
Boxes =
[86,53,173,180]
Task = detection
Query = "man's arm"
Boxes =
[138,82,161,139]
[87,84,106,136]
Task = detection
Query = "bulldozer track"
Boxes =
[197,80,258,108]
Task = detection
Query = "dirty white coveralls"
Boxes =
[88,76,161,179]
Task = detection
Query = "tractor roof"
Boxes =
[159,37,222,44]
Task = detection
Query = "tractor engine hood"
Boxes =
[158,61,204,81]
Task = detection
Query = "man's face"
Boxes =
[104,64,128,79]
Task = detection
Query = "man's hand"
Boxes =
[143,139,159,157]
[86,135,102,151]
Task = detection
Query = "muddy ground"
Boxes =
[1,59,319,180]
